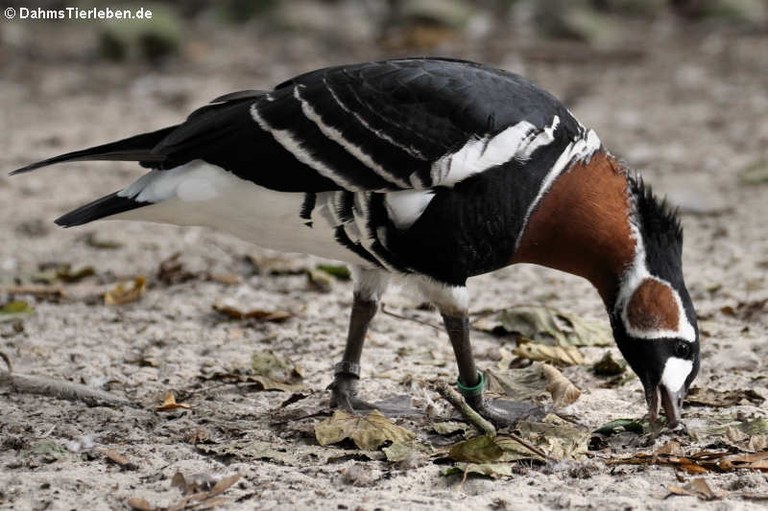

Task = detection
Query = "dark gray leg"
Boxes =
[441,312,531,427]
[328,268,388,410]
[328,294,379,410]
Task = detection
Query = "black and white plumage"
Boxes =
[13,58,699,427]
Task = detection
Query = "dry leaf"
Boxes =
[208,474,242,497]
[315,264,351,280]
[212,303,292,322]
[687,387,765,407]
[306,269,333,292]
[496,415,590,462]
[157,253,196,285]
[666,478,727,500]
[101,448,137,470]
[314,410,415,450]
[484,366,550,403]
[475,306,611,347]
[513,342,585,365]
[104,276,146,305]
[156,391,191,412]
[541,364,581,408]
[608,448,768,473]
[0,300,34,323]
[448,435,503,463]
[655,440,685,456]
[126,497,155,511]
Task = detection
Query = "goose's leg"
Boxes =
[421,280,537,427]
[328,268,388,410]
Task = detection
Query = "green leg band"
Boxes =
[456,371,485,399]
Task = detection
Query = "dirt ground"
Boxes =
[1,13,767,511]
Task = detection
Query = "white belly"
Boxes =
[112,160,370,266]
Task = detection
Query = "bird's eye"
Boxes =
[673,341,692,359]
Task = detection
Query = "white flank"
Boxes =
[384,189,435,229]
[295,87,409,189]
[415,277,469,316]
[350,266,390,302]
[250,100,360,191]
[660,357,694,392]
[113,161,371,266]
[431,116,562,187]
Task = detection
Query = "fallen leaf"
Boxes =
[245,254,306,275]
[484,366,549,403]
[509,415,590,461]
[513,342,585,366]
[541,363,581,408]
[666,478,727,500]
[197,440,384,466]
[126,497,155,511]
[475,306,611,347]
[687,387,765,407]
[212,303,292,322]
[157,253,196,285]
[101,448,138,470]
[55,264,95,283]
[315,264,351,280]
[199,351,304,392]
[104,276,146,305]
[306,269,333,292]
[655,440,685,456]
[156,391,191,412]
[208,473,242,497]
[608,448,768,473]
[314,410,415,450]
[448,435,503,463]
[382,442,424,463]
[432,421,473,437]
[592,352,627,376]
[0,300,34,323]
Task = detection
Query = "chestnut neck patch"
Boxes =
[626,278,680,332]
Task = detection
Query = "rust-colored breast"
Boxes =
[512,150,636,304]
[626,278,679,331]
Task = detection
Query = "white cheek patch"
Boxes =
[660,357,694,393]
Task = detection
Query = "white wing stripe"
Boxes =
[324,78,427,161]
[432,116,561,187]
[249,101,360,191]
[295,87,410,188]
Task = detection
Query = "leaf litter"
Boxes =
[473,306,612,347]
[314,410,416,450]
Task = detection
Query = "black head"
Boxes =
[610,178,700,427]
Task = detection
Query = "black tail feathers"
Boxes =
[55,192,148,227]
[10,125,178,175]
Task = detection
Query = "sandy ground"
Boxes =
[1,16,767,511]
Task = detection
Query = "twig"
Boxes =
[435,380,496,437]
[0,369,138,408]
[380,304,442,332]
[1,286,65,299]
[435,379,553,462]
